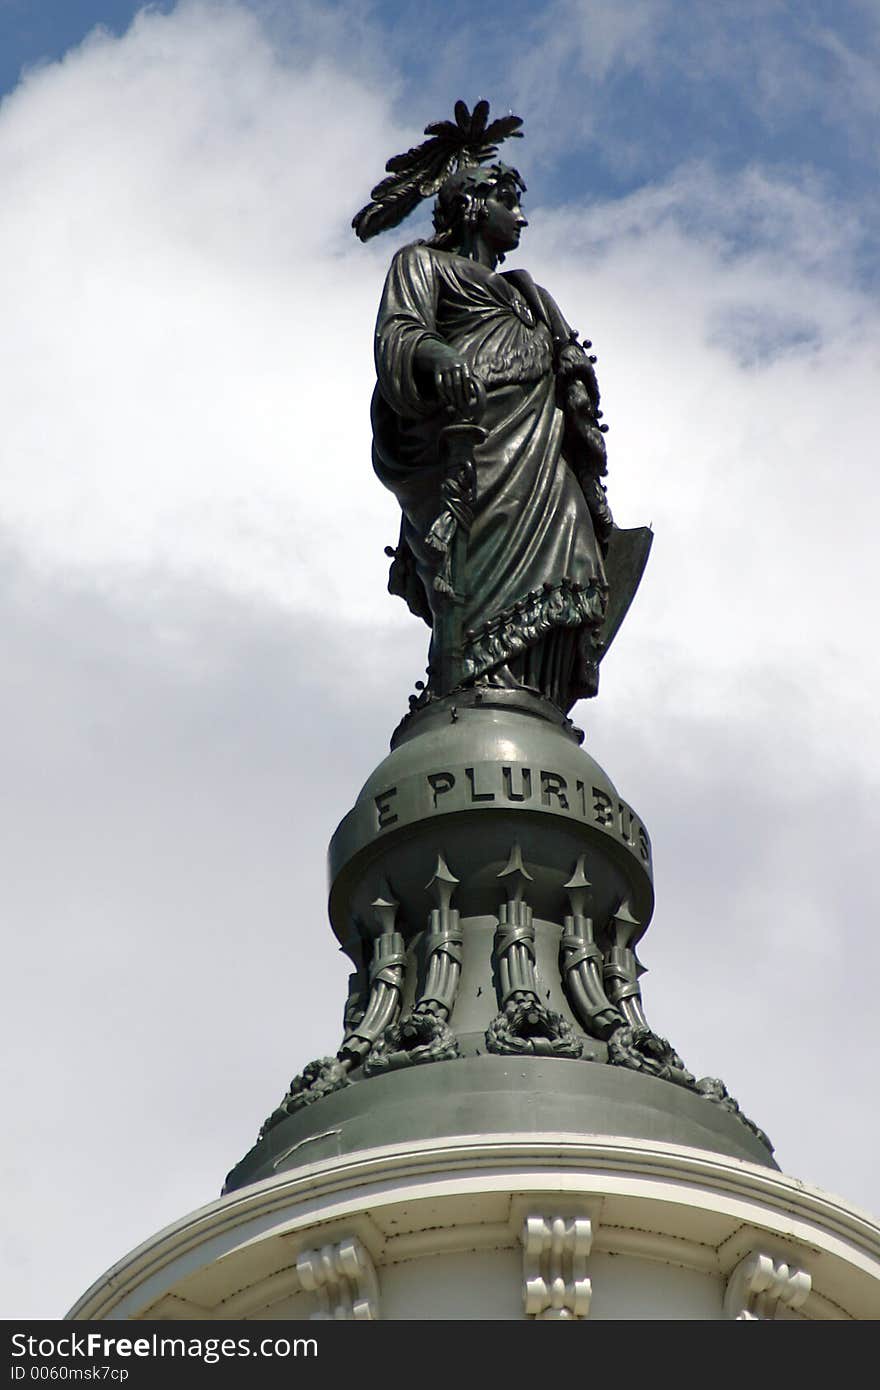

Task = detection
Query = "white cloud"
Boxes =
[511,0,880,179]
[511,0,668,147]
[529,163,879,757]
[0,0,403,619]
[1,0,878,1320]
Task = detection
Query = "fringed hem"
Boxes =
[462,576,607,681]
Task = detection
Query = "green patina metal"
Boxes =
[224,102,772,1195]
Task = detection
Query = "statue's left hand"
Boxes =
[558,343,600,407]
[565,380,607,474]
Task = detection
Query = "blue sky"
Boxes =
[2,0,876,220]
[1,0,877,1319]
[0,1,170,94]
[2,0,875,296]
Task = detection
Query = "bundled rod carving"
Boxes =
[415,853,464,1019]
[602,899,649,1028]
[257,853,769,1156]
[560,856,624,1040]
[495,842,538,1005]
[486,844,581,1058]
[258,895,406,1132]
[339,894,406,1065]
[364,855,461,1073]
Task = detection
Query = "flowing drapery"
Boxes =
[372,244,607,710]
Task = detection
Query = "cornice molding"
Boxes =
[67,1132,880,1321]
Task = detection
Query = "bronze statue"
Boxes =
[226,105,770,1163]
[354,101,649,715]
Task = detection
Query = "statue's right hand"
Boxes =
[434,360,482,415]
[414,341,481,415]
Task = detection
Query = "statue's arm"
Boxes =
[375,246,480,416]
[533,284,600,408]
[532,283,604,453]
[374,245,443,415]
[536,283,613,550]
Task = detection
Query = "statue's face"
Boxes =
[481,182,528,254]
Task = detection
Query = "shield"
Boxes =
[597,524,653,661]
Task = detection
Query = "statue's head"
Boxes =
[352,101,525,246]
[430,162,527,258]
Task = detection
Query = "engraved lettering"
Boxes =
[618,802,634,843]
[592,787,613,827]
[465,766,495,802]
[638,825,651,863]
[427,771,456,807]
[375,787,398,829]
[540,770,569,810]
[576,779,586,816]
[502,766,532,802]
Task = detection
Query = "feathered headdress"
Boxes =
[352,99,523,243]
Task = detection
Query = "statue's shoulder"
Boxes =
[504,268,571,342]
[504,268,557,312]
[390,240,438,270]
[382,241,439,287]
[384,243,468,302]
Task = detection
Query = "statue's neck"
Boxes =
[459,229,499,270]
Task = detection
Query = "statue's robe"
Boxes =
[372,243,607,711]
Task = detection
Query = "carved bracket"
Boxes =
[297,1236,380,1320]
[723,1251,811,1320]
[522,1215,593,1319]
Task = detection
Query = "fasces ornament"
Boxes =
[236,101,772,1194]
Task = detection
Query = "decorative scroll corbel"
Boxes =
[364,855,461,1074]
[723,1251,811,1320]
[486,843,581,1058]
[297,1236,380,1320]
[522,1215,593,1319]
[559,856,624,1040]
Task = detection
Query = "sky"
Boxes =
[1,0,878,1319]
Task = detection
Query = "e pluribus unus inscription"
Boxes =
[373,763,651,866]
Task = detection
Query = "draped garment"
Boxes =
[371,244,607,710]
